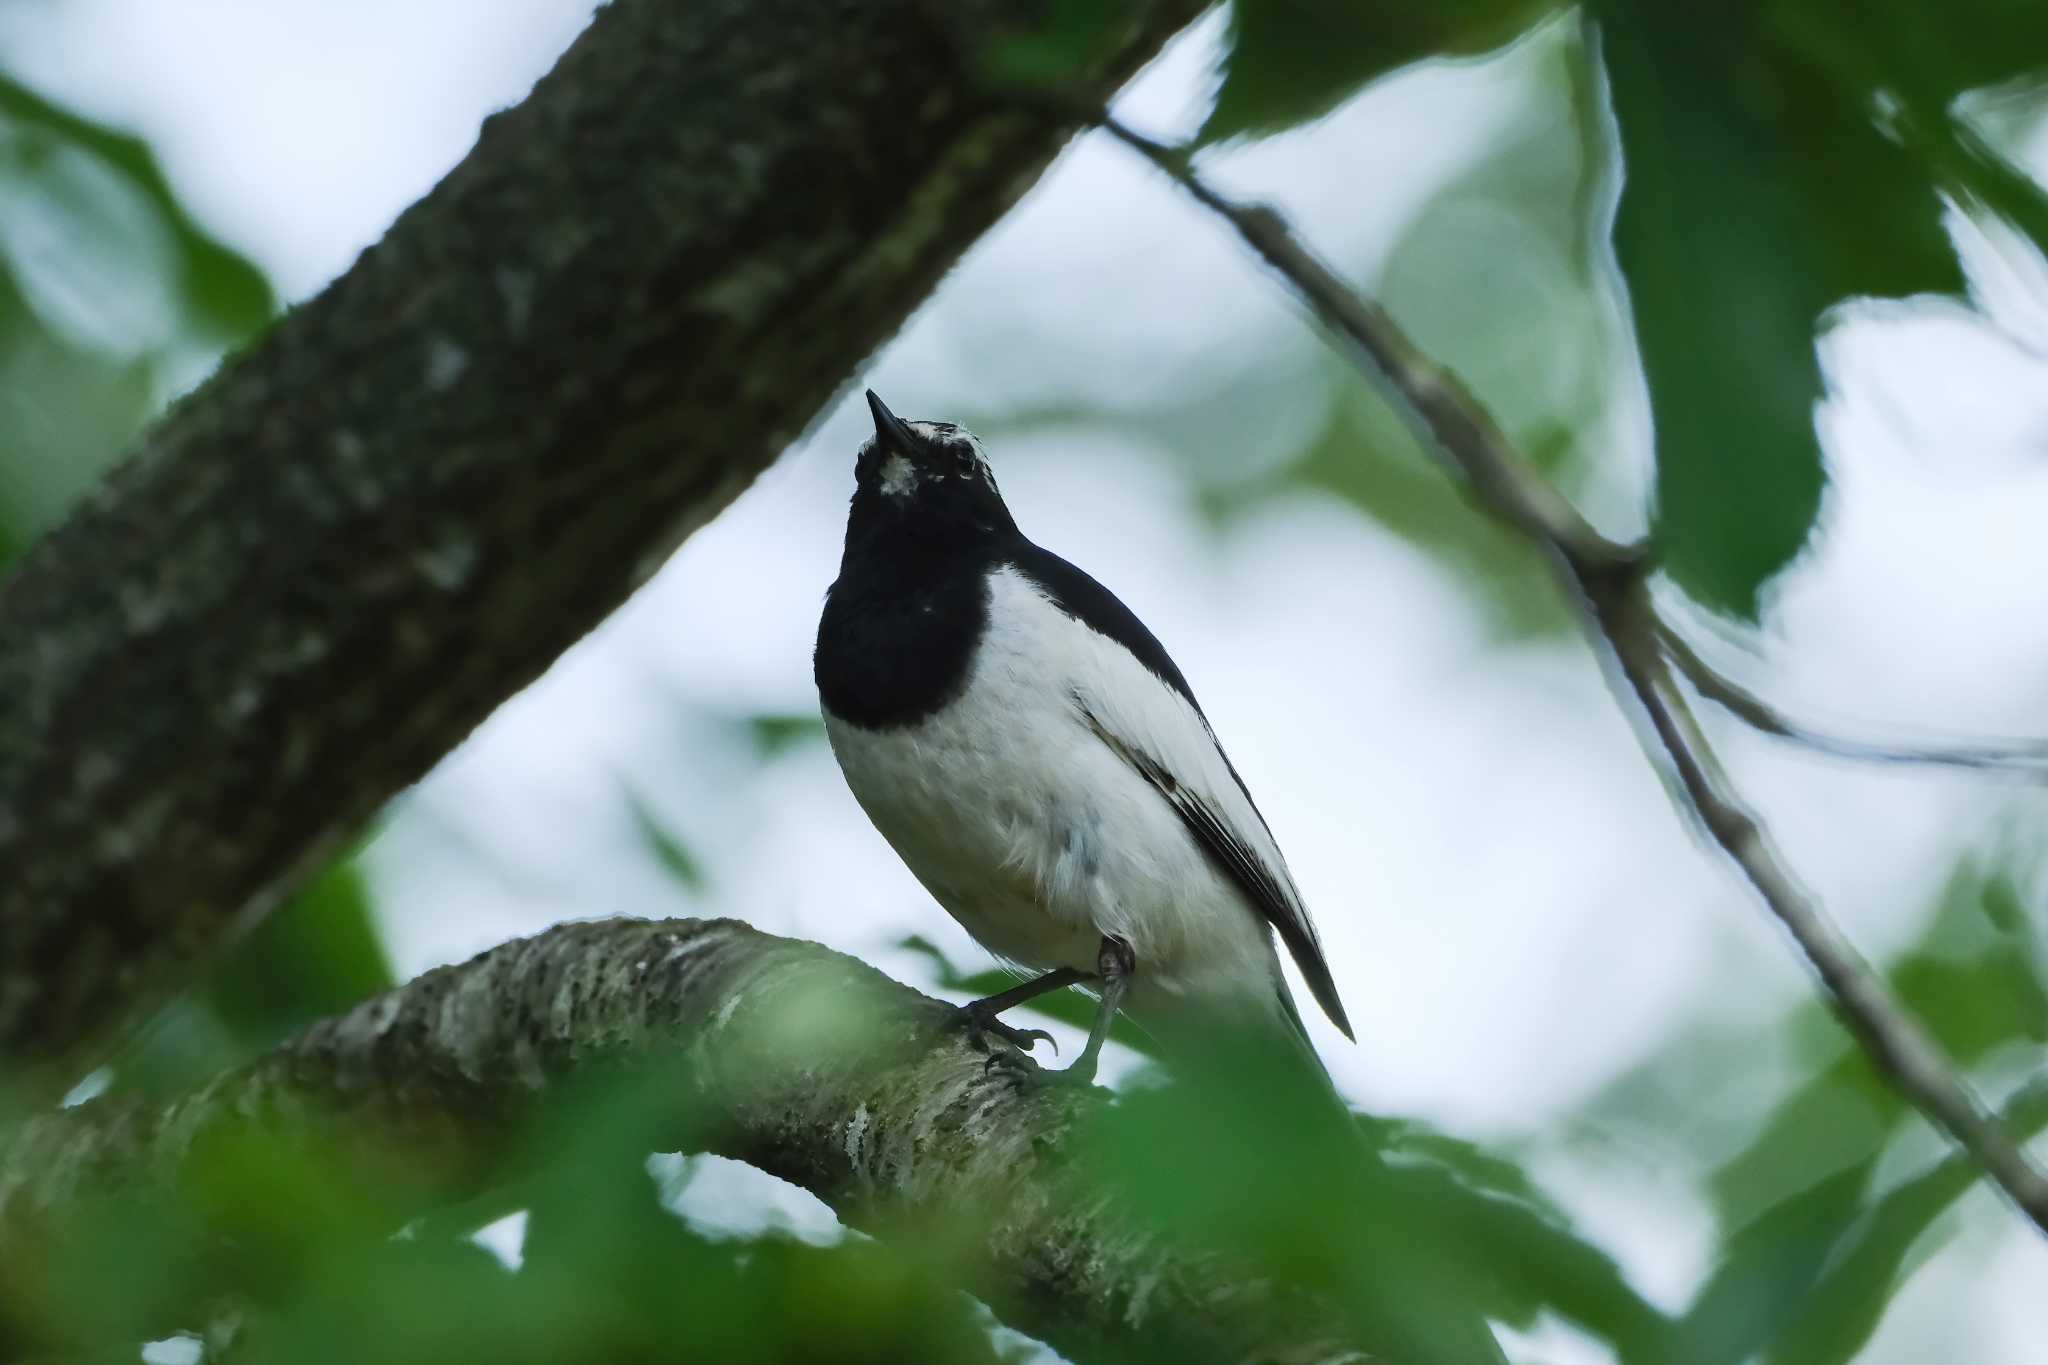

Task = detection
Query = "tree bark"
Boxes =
[0,0,1202,1087]
[0,918,1374,1365]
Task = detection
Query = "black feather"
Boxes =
[1076,695,1354,1041]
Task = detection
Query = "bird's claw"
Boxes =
[1004,1024,1058,1055]
[982,1047,1036,1077]
[984,1048,1100,1087]
[944,1004,1056,1057]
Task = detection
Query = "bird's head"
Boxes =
[848,390,1014,542]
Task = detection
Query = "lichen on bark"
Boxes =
[0,919,1373,1364]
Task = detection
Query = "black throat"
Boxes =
[817,432,1206,731]
[815,502,1011,730]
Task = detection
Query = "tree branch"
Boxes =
[0,918,1374,1365]
[1655,618,2048,775]
[0,0,1202,1088]
[1095,116,2048,1236]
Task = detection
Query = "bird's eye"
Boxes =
[955,450,977,476]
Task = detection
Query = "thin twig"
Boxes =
[1656,619,2048,775]
[1097,113,2048,1237]
[1599,591,2048,1226]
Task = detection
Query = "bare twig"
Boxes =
[1656,619,2048,775]
[1098,114,2048,1236]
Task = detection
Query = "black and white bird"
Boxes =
[815,392,1353,1087]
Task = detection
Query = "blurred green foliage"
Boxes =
[2,6,2047,1365]
[1594,2,1961,618]
[626,787,709,893]
[1569,863,2048,1365]
[1202,0,1562,143]
[1207,0,2048,619]
[0,73,272,560]
[112,857,395,1099]
[740,710,826,759]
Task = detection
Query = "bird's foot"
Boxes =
[1033,1053,1101,1087]
[981,1044,1101,1088]
[944,1002,1057,1060]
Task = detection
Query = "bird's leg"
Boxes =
[947,966,1084,1057]
[1056,935,1135,1085]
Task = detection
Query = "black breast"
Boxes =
[815,553,990,730]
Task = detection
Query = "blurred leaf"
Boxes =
[504,1076,1007,1365]
[1200,42,1606,640]
[983,0,1136,88]
[1634,863,2048,1363]
[1712,863,2045,1225]
[115,857,393,1096]
[1916,105,2048,267]
[1080,1062,1666,1365]
[1772,1078,2048,1365]
[213,859,393,1045]
[0,72,273,562]
[0,270,156,557]
[1674,1078,2048,1365]
[1358,1118,1670,1355]
[1203,0,1561,143]
[743,711,825,758]
[1655,1162,1874,1365]
[0,75,272,342]
[1214,373,1573,640]
[1357,1116,1562,1214]
[626,788,707,893]
[1594,2,1963,618]
[1772,0,2048,118]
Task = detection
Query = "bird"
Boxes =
[814,391,1352,1088]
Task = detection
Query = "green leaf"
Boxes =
[0,73,274,562]
[211,858,394,1044]
[1356,1118,1670,1354]
[111,855,395,1096]
[1203,0,1561,143]
[1656,1162,1875,1365]
[1647,862,2048,1364]
[1771,1079,2048,1365]
[742,712,825,759]
[625,788,707,893]
[1595,2,1963,617]
[983,0,1137,88]
[0,75,272,343]
[1709,863,2046,1227]
[113,856,393,1096]
[1771,0,2048,116]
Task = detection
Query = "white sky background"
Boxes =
[3,3,2047,1360]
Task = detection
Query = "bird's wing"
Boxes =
[1077,699,1353,1040]
[1002,553,1353,1039]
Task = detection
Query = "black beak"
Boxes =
[866,389,918,454]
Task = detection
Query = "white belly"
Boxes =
[823,573,1282,1015]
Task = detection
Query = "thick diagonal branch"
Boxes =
[1097,116,2048,1235]
[0,918,1371,1365]
[0,0,1201,1087]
